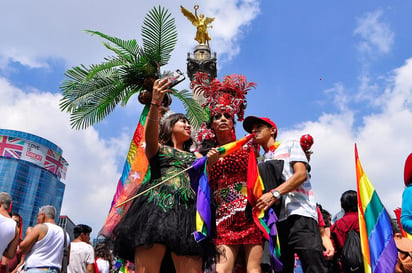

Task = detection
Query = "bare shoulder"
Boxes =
[32,223,48,237]
[35,223,48,232]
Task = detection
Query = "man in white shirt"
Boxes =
[0,192,19,262]
[243,116,327,273]
[67,225,94,273]
[20,205,70,273]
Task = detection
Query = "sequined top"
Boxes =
[209,147,263,245]
[145,145,197,212]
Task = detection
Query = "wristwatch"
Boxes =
[271,189,281,200]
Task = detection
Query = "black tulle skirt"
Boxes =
[112,182,217,267]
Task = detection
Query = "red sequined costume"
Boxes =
[209,147,263,245]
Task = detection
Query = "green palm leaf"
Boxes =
[170,89,209,130]
[61,6,204,130]
[85,30,140,57]
[142,5,177,66]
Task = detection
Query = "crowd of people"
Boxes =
[2,73,412,273]
[0,203,115,273]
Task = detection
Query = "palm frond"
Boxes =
[142,5,177,66]
[86,57,126,81]
[61,6,181,129]
[85,30,140,57]
[121,85,143,106]
[170,89,209,130]
[66,80,129,130]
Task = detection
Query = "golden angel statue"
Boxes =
[181,5,215,46]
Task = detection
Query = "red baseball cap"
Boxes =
[243,116,277,136]
[405,153,412,186]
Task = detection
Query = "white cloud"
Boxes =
[354,9,394,55]
[280,58,412,218]
[323,82,350,112]
[0,0,261,72]
[0,77,123,236]
[356,72,381,105]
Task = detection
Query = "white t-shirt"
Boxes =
[95,258,110,273]
[67,242,95,273]
[264,139,318,222]
[0,214,16,256]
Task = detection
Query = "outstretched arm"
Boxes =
[145,78,171,160]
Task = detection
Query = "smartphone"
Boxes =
[168,69,185,88]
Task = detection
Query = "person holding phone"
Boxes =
[112,78,216,273]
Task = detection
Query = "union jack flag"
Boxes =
[57,157,69,180]
[44,149,64,175]
[0,136,24,159]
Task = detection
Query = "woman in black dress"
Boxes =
[113,78,217,273]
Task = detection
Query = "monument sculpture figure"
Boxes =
[181,5,215,46]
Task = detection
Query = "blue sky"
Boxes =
[1,0,412,237]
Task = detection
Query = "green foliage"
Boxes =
[60,5,204,130]
[170,89,209,129]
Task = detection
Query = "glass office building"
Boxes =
[0,129,69,234]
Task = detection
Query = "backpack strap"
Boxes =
[341,217,350,231]
[61,227,68,273]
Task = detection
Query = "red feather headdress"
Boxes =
[191,72,256,122]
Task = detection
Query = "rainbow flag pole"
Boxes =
[355,144,398,273]
[116,166,194,207]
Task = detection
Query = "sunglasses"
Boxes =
[213,112,232,120]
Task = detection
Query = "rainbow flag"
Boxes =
[217,134,255,156]
[355,144,397,273]
[189,156,210,242]
[99,105,151,237]
[247,148,282,271]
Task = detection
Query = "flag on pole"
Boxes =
[217,134,255,156]
[246,148,266,234]
[99,105,151,237]
[355,144,398,273]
